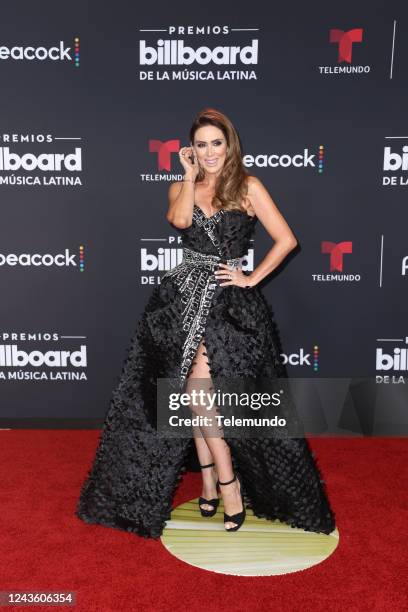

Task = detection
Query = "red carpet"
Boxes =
[0,431,406,611]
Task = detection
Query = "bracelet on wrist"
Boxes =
[183,177,195,182]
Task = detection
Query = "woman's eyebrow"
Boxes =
[195,138,223,143]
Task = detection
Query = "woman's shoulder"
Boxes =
[245,174,264,192]
[243,175,265,215]
[240,175,258,216]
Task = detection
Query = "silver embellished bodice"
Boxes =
[178,204,256,259]
[161,204,257,385]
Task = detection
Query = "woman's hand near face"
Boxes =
[166,146,199,229]
[179,146,199,180]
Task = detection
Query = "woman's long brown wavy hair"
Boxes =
[189,107,250,212]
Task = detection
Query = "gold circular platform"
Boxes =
[161,498,339,576]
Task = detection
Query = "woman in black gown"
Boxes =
[76,107,336,537]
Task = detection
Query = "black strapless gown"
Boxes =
[76,204,336,538]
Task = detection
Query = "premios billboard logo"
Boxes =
[0,37,79,65]
[376,336,408,385]
[139,25,258,81]
[0,331,87,382]
[382,136,408,187]
[140,236,254,286]
[0,133,83,187]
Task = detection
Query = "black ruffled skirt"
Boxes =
[76,266,336,538]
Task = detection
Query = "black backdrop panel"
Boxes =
[0,1,406,419]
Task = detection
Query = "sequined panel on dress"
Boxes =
[161,205,233,385]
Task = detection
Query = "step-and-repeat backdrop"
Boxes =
[0,2,406,425]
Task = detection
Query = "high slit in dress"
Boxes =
[76,203,336,538]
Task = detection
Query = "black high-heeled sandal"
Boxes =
[218,472,246,532]
[198,462,220,518]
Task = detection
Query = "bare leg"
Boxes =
[185,338,243,528]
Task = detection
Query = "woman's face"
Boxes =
[191,125,227,176]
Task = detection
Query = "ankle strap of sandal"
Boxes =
[200,462,215,469]
[218,474,237,486]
